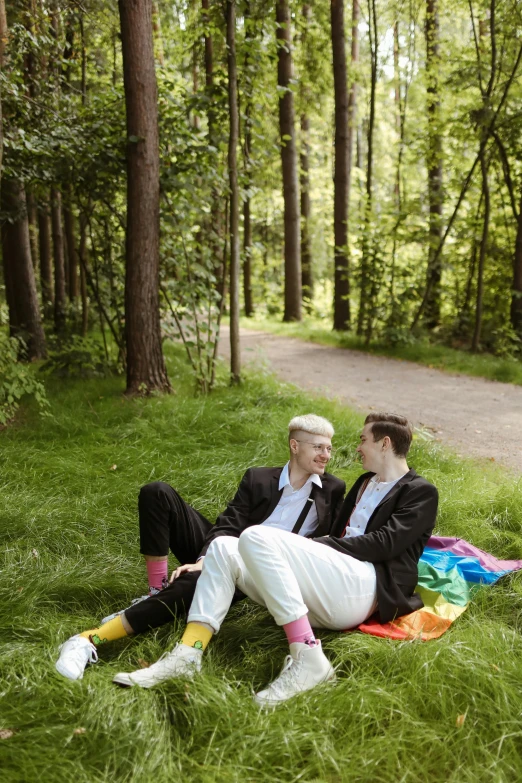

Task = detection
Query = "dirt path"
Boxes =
[219,326,522,472]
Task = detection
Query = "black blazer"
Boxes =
[200,467,346,556]
[315,469,438,623]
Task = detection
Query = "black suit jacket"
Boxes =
[315,469,438,623]
[200,467,346,556]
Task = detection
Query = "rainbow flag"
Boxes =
[357,536,522,641]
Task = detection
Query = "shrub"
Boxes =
[0,332,49,426]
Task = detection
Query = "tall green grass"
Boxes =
[241,316,522,387]
[0,344,521,782]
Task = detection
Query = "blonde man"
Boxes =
[56,414,345,680]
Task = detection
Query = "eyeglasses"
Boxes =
[294,440,334,455]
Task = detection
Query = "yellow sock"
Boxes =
[181,622,213,651]
[80,615,128,646]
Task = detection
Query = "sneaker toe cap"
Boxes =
[55,659,84,680]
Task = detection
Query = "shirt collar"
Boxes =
[279,462,323,490]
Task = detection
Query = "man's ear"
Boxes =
[289,437,298,454]
[382,435,391,451]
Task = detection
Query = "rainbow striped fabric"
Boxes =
[357,536,522,641]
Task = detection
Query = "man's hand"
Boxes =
[169,558,204,583]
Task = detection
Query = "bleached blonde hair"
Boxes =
[288,414,334,440]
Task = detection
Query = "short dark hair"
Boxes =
[364,412,412,458]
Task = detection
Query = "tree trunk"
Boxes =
[332,0,350,331]
[276,0,301,322]
[38,202,54,316]
[511,190,522,339]
[79,212,89,336]
[1,178,47,359]
[0,0,6,183]
[226,0,241,384]
[472,152,489,351]
[357,0,377,337]
[300,4,313,307]
[424,0,443,329]
[242,0,254,318]
[63,185,79,300]
[118,0,170,394]
[51,188,67,332]
[300,111,313,304]
[152,1,164,65]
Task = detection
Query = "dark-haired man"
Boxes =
[112,412,438,705]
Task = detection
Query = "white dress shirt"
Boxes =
[262,462,322,537]
[343,474,406,538]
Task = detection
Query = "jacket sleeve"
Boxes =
[319,482,438,563]
[329,479,346,532]
[199,469,254,556]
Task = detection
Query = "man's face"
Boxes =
[290,432,332,475]
[356,423,383,472]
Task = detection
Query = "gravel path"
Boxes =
[219,326,522,472]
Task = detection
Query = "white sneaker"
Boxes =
[55,635,98,681]
[100,585,163,624]
[112,642,203,688]
[254,641,335,707]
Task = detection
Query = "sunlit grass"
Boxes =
[241,316,522,387]
[0,342,521,782]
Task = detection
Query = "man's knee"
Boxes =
[138,482,177,513]
[238,525,276,557]
[206,535,240,561]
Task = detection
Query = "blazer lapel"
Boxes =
[366,469,417,530]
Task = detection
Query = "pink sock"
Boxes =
[145,559,168,591]
[283,615,317,647]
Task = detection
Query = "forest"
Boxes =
[2,0,522,404]
[2,4,522,781]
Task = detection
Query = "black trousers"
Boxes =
[125,482,243,634]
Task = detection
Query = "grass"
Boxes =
[1,343,522,782]
[240,316,522,387]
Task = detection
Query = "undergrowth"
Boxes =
[0,343,521,782]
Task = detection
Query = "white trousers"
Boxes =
[188,526,378,633]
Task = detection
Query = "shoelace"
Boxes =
[62,636,98,664]
[150,647,192,674]
[88,644,99,664]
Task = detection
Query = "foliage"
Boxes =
[0,332,49,426]
[40,334,121,378]
[0,344,522,781]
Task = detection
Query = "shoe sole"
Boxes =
[112,673,140,688]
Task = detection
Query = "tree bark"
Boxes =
[357,0,377,337]
[26,190,39,270]
[226,0,241,384]
[300,4,313,306]
[63,185,79,300]
[300,111,313,304]
[332,0,350,331]
[51,187,67,332]
[38,201,54,316]
[243,0,254,317]
[118,0,170,394]
[79,212,89,336]
[276,0,301,322]
[1,178,47,359]
[511,189,522,338]
[472,152,489,351]
[0,0,7,185]
[424,0,443,329]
